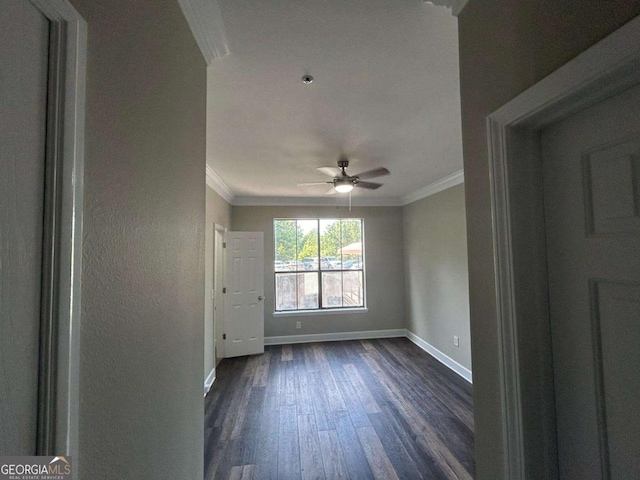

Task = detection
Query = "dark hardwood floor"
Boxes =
[204,338,474,479]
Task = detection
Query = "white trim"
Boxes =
[487,15,640,480]
[204,367,216,396]
[487,116,527,480]
[28,0,86,465]
[206,164,234,203]
[406,330,472,383]
[273,308,368,318]
[232,195,402,207]
[489,27,640,128]
[400,169,464,205]
[203,168,465,208]
[178,0,229,65]
[423,0,455,8]
[213,227,226,361]
[264,329,405,345]
[451,0,471,16]
[424,0,471,15]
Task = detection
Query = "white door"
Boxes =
[224,232,265,357]
[0,0,50,454]
[542,82,640,478]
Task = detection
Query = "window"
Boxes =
[274,218,365,311]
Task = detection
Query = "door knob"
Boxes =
[258,295,264,301]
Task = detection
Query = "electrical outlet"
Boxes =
[296,321,302,329]
[453,335,459,347]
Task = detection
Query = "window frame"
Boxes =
[273,218,366,313]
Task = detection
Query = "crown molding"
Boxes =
[451,0,471,16]
[205,165,234,203]
[400,169,464,205]
[232,195,402,208]
[423,0,469,16]
[204,167,463,207]
[178,0,230,65]
[423,0,455,8]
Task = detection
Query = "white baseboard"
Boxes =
[406,330,472,383]
[204,367,216,396]
[264,329,406,346]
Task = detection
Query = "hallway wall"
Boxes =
[69,0,206,477]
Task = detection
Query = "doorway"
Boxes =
[487,15,640,479]
[205,224,226,393]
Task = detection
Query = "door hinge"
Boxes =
[223,334,226,340]
[211,289,215,300]
[223,242,226,248]
[222,287,227,294]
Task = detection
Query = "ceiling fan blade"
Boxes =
[298,182,331,186]
[354,167,390,180]
[317,167,342,178]
[355,181,383,189]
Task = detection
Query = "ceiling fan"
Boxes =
[298,158,390,194]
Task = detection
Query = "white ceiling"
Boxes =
[205,0,462,203]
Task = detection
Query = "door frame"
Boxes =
[29,0,86,460]
[213,224,226,363]
[205,224,225,394]
[487,15,640,480]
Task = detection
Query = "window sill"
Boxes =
[273,307,368,318]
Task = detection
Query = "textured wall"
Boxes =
[403,185,470,370]
[458,2,640,478]
[69,0,206,478]
[231,205,405,337]
[204,187,231,377]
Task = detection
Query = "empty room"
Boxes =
[200,1,473,478]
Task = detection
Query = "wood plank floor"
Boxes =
[204,338,475,479]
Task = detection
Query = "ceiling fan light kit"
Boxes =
[334,181,354,193]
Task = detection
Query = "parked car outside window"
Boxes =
[302,258,318,270]
[342,259,362,269]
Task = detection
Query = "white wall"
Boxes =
[70,0,206,477]
[231,205,405,338]
[403,184,471,370]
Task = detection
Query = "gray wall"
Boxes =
[231,205,405,337]
[70,0,206,478]
[457,2,640,478]
[204,186,231,377]
[403,185,470,370]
